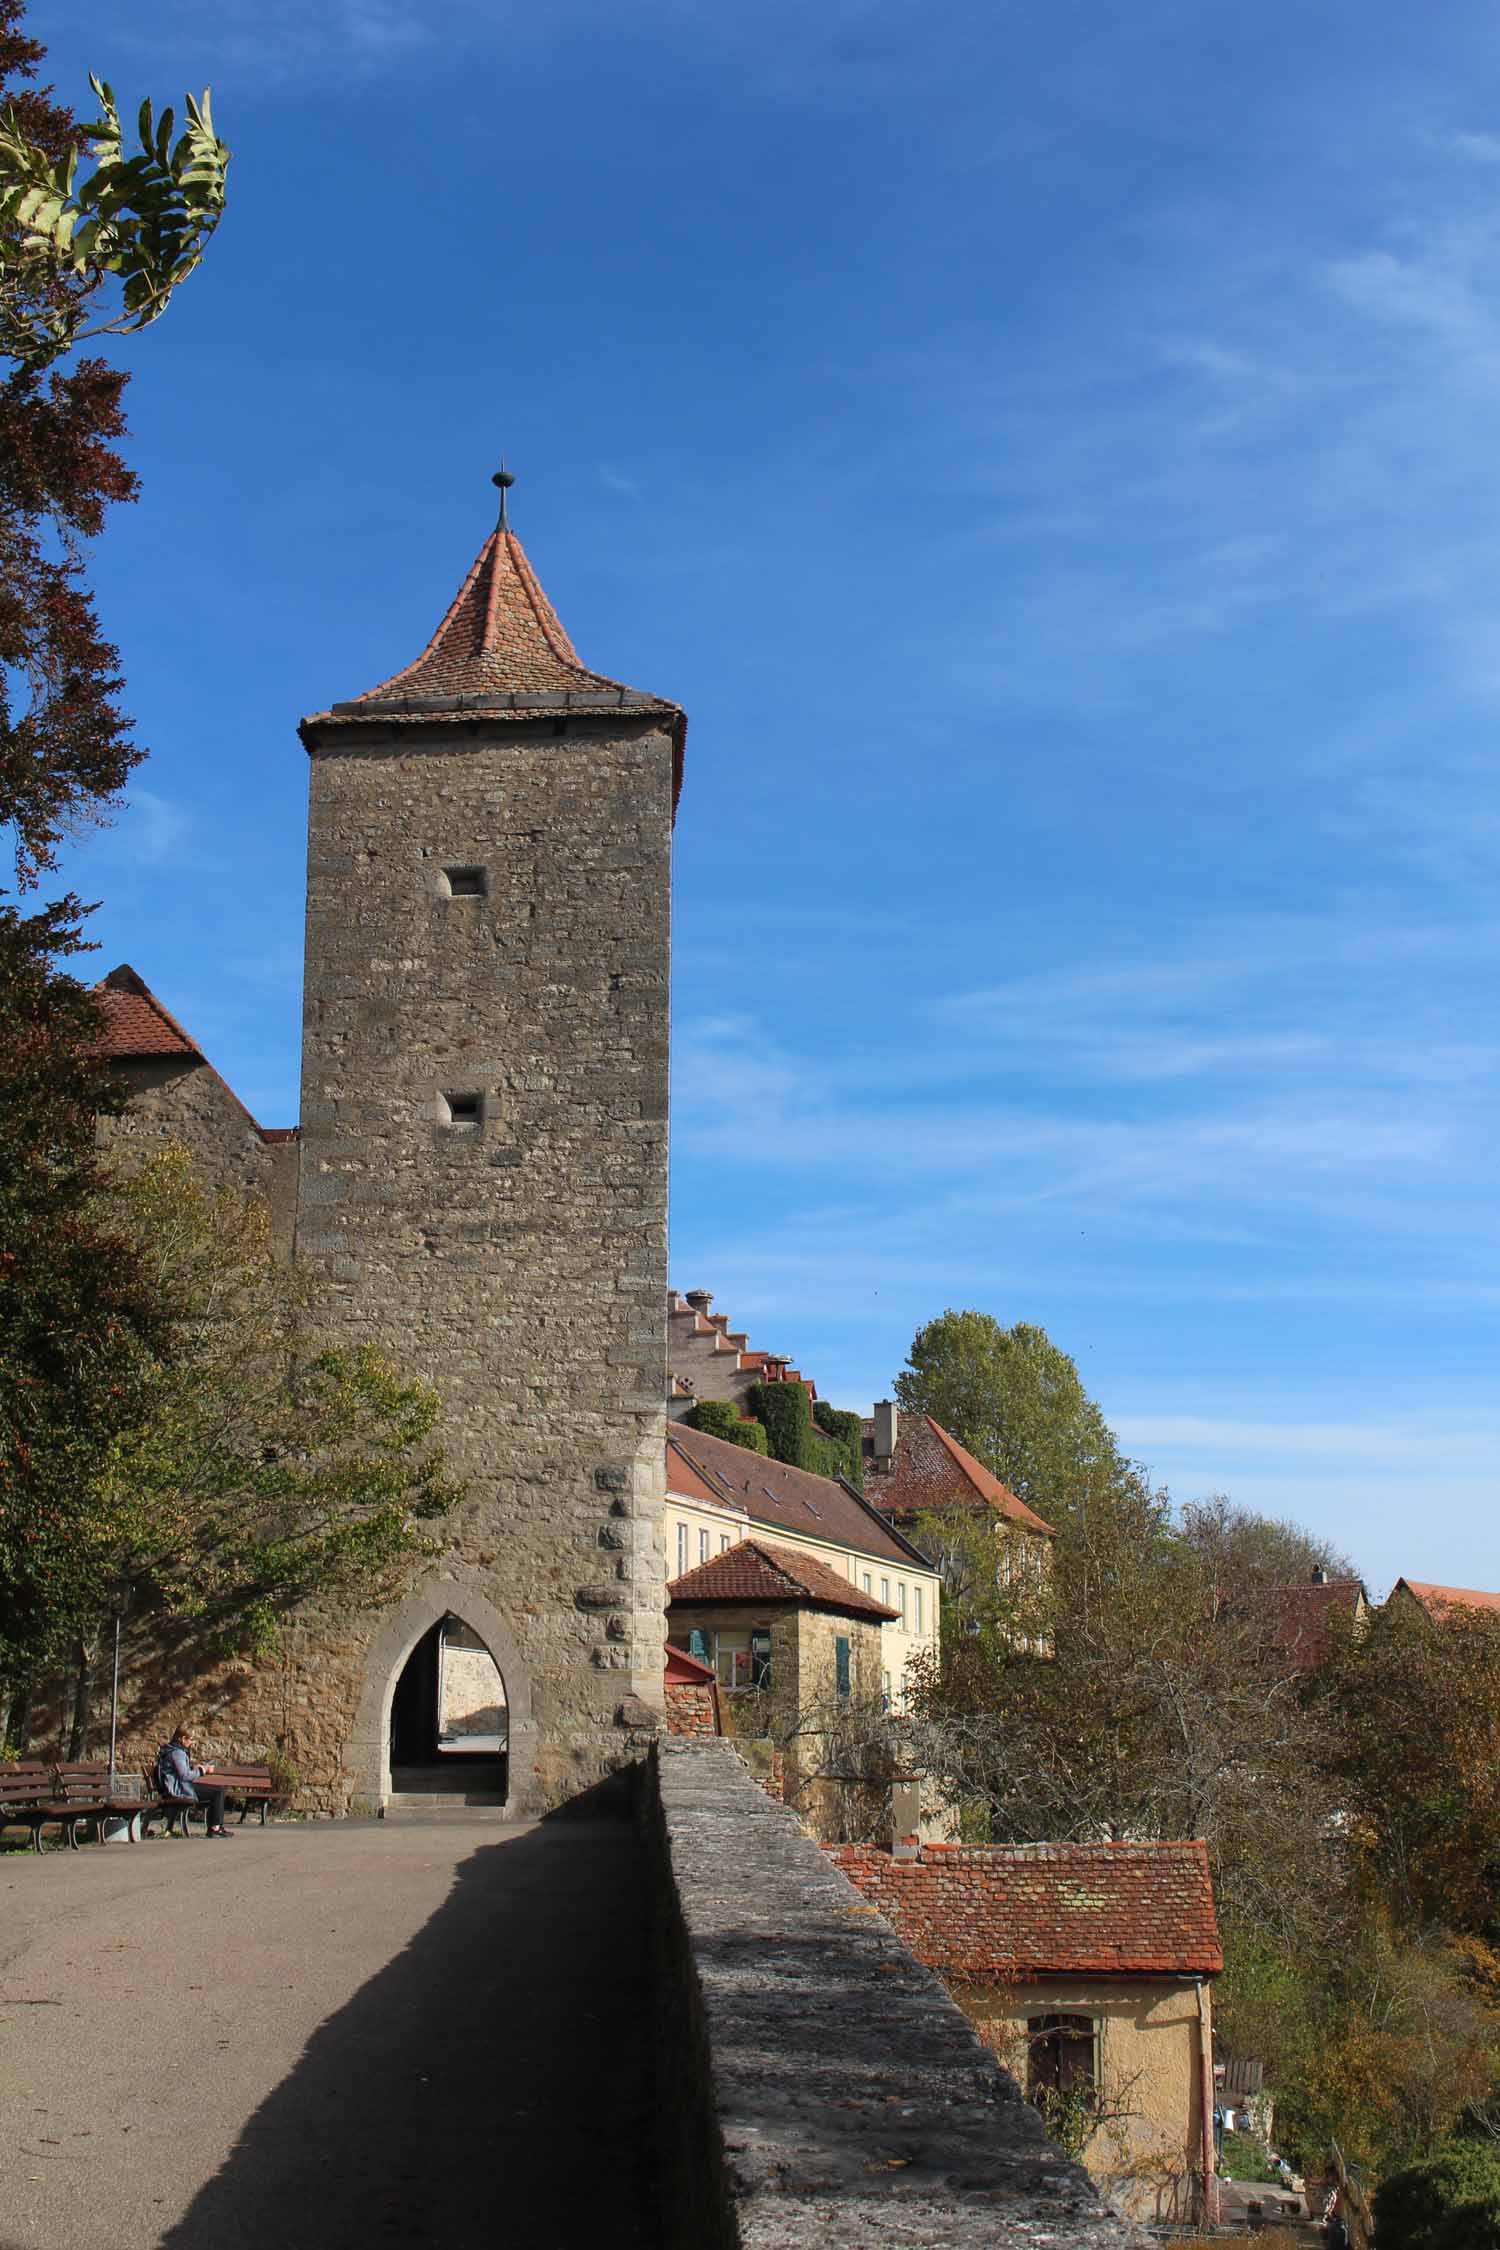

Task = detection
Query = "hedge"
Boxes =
[683,1399,769,1455]
[813,1401,864,1489]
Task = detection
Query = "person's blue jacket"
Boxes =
[157,1743,203,1800]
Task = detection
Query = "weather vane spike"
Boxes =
[492,458,515,530]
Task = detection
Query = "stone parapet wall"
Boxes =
[647,1739,1141,2250]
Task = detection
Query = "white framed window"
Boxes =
[699,1528,710,1564]
[880,1577,890,1607]
[898,1582,907,1623]
[676,1524,688,1575]
[720,1534,731,1552]
[862,1572,872,1594]
[915,1585,924,1631]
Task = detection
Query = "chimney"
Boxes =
[684,1289,713,1314]
[1311,1565,1327,1585]
[890,1774,922,1860]
[872,1399,898,1467]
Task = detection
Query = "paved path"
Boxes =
[0,1815,661,2250]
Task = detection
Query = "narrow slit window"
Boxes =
[443,866,487,898]
[442,1091,483,1128]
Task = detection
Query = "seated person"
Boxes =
[156,1724,232,1836]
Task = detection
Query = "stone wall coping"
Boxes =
[655,1739,1143,2248]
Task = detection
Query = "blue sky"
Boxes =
[29,0,1500,1594]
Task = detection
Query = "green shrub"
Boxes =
[684,1400,769,1454]
[1374,2141,1500,2250]
[813,1402,864,1488]
[748,1380,830,1472]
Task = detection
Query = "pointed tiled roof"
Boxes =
[863,1415,1056,1537]
[667,1537,898,1622]
[299,506,686,809]
[92,964,201,1059]
[91,965,295,1145]
[1393,1578,1500,1620]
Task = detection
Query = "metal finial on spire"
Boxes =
[492,459,515,529]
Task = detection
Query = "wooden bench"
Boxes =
[212,1764,276,1825]
[52,1764,148,1845]
[0,1761,76,1852]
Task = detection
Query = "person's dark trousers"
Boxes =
[190,1782,228,1830]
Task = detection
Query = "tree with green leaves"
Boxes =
[893,1310,1132,1523]
[2,1151,459,1753]
[1327,1596,1500,1939]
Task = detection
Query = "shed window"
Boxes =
[1027,2015,1097,2106]
[442,865,487,898]
[750,1628,772,1690]
[835,1636,851,1699]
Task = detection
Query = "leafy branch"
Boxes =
[0,74,229,367]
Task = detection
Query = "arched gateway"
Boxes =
[343,1576,539,1816]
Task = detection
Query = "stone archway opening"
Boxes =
[389,1612,509,1804]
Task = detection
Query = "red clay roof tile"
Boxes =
[667,1537,898,1621]
[864,1416,1055,1536]
[829,1839,1222,1978]
[92,964,200,1059]
[1396,1578,1500,1619]
[668,1427,925,1569]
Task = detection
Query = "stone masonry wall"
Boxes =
[290,715,674,1813]
[647,1740,1141,2250]
[97,1055,299,1259]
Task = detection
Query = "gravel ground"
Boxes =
[0,1814,660,2250]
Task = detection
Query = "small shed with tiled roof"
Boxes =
[830,1838,1221,2224]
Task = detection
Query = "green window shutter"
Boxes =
[835,1636,851,1699]
[687,1628,710,1663]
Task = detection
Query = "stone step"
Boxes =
[382,1793,510,1813]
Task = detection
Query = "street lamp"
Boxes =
[106,1577,131,1784]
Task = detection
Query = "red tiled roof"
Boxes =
[864,1416,1055,1536]
[300,513,686,811]
[1261,1577,1366,1668]
[664,1641,717,1684]
[830,1840,1222,1979]
[667,1537,898,1621]
[92,964,200,1059]
[668,1427,924,1569]
[91,965,293,1146]
[1394,1579,1500,1619]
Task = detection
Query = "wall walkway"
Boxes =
[649,1739,1141,2250]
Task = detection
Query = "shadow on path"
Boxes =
[162,1816,659,2250]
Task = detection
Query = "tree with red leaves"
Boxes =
[0,3,227,1743]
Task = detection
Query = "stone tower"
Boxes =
[294,476,683,1815]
